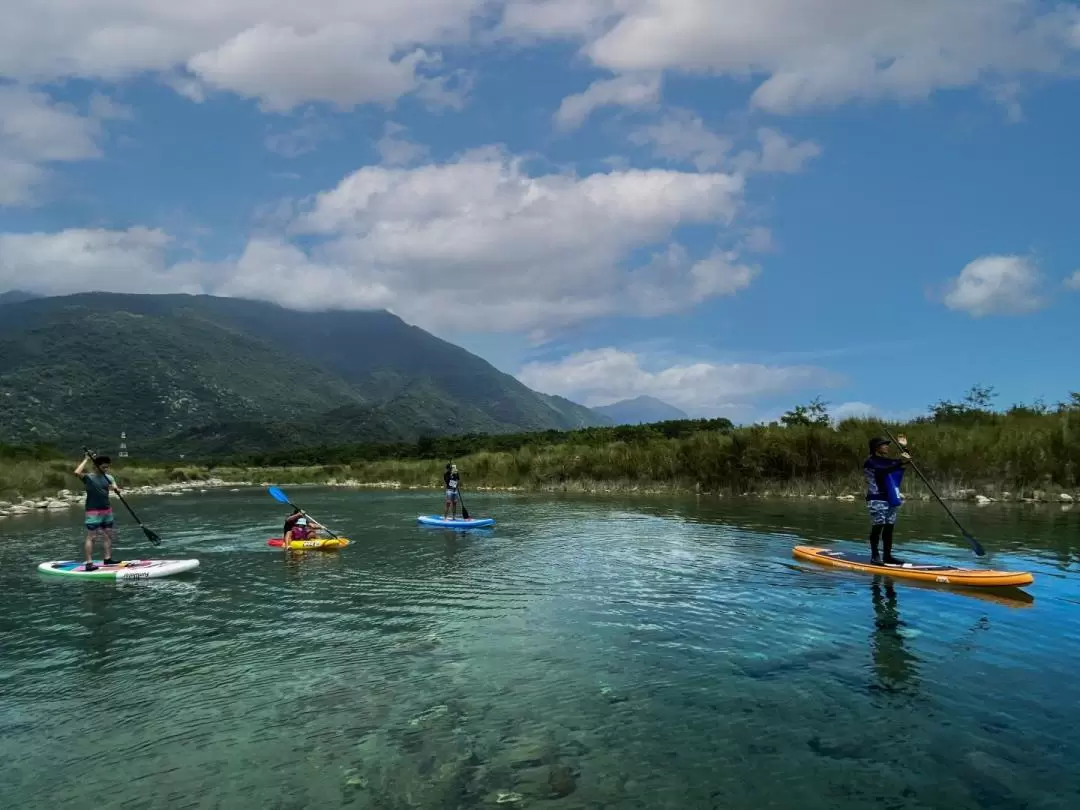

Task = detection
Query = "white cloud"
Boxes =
[264,112,336,158]
[943,255,1046,317]
[829,401,879,422]
[0,227,186,293]
[517,347,840,415]
[376,122,430,166]
[629,109,731,170]
[554,74,661,130]
[741,226,776,254]
[734,128,822,174]
[630,114,820,176]
[0,1,490,112]
[1065,270,1080,290]
[0,150,757,333]
[503,0,1080,113]
[0,85,114,206]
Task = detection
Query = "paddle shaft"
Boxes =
[83,447,161,545]
[880,428,985,556]
[274,493,340,539]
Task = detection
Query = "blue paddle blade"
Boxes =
[267,486,290,504]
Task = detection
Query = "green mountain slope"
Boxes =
[0,292,606,453]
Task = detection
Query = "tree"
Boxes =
[962,384,997,411]
[781,397,831,427]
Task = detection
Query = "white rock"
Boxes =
[1059,493,1075,503]
[34,501,49,509]
[8,504,31,514]
[46,500,70,510]
[975,495,993,505]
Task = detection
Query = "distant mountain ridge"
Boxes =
[0,291,608,454]
[591,395,689,425]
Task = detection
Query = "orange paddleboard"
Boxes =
[793,545,1033,589]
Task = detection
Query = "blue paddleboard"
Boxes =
[417,515,496,529]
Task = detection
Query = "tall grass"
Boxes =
[3,404,1078,501]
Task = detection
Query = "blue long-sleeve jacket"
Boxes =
[864,455,906,502]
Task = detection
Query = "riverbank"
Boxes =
[3,457,1076,519]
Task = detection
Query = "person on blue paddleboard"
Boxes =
[864,436,912,565]
[443,463,461,519]
[73,451,120,571]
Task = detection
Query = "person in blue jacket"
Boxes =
[864,436,912,565]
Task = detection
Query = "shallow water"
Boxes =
[2,489,1079,809]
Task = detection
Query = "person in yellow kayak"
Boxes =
[443,462,461,519]
[283,515,328,543]
[864,435,912,565]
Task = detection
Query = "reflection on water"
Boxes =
[1,488,1078,809]
[868,577,920,694]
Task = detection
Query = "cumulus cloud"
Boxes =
[503,0,1080,113]
[0,227,185,293]
[0,1,490,111]
[554,74,661,130]
[0,85,116,206]
[943,255,1046,317]
[516,347,841,415]
[264,112,336,158]
[1065,270,1080,290]
[631,114,820,176]
[0,150,759,333]
[737,128,822,174]
[376,122,430,166]
[629,109,731,171]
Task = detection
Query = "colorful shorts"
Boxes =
[868,500,898,526]
[85,508,114,530]
[445,489,458,502]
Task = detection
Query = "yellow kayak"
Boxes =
[793,545,1033,588]
[267,537,351,551]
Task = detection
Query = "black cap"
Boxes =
[869,437,890,453]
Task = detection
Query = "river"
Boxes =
[1,488,1078,809]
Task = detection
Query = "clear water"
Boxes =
[2,489,1079,809]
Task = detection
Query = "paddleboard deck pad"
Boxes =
[417,515,495,529]
[793,545,1033,588]
[37,559,200,580]
[267,537,351,550]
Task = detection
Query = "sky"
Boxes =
[0,1,1078,424]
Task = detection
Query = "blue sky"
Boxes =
[1,1,1078,423]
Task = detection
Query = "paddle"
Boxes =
[266,486,340,539]
[880,428,985,557]
[83,447,162,546]
[457,487,471,521]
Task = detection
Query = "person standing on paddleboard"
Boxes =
[73,451,119,571]
[864,436,912,565]
[443,463,461,519]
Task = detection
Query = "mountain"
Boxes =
[591,395,689,425]
[0,292,606,454]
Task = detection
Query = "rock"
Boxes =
[34,501,50,509]
[1032,490,1047,502]
[494,793,523,805]
[1059,493,1075,503]
[955,489,977,501]
[1000,492,1013,501]
[975,495,993,505]
[8,504,31,515]
[547,764,578,798]
[45,500,70,510]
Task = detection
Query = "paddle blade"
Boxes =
[461,504,470,520]
[142,525,163,546]
[967,533,986,557]
[267,486,290,505]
